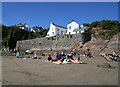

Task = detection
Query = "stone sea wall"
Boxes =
[16,33,91,51]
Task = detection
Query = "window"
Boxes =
[57,29,59,31]
[69,32,71,35]
[52,28,54,31]
[47,34,49,36]
[61,31,63,35]
[52,32,54,35]
[69,26,71,29]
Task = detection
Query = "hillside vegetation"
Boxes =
[83,20,119,40]
[2,25,49,49]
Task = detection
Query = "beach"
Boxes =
[2,55,118,85]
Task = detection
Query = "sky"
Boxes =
[2,2,118,28]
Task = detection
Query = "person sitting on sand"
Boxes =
[113,51,116,57]
[52,52,61,61]
[56,52,62,60]
[54,51,58,55]
[85,51,88,57]
[75,51,80,56]
[32,52,37,59]
[47,54,52,61]
[60,52,66,58]
[16,51,20,58]
[60,52,66,62]
[42,53,45,56]
[87,52,94,58]
[115,52,119,58]
[104,54,112,61]
[67,52,74,60]
[16,51,23,58]
[68,58,84,64]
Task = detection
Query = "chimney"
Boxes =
[72,19,74,22]
[51,22,54,24]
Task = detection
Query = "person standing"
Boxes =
[13,48,16,56]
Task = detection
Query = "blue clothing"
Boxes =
[54,52,58,55]
[75,51,80,55]
[16,52,19,57]
[56,53,61,60]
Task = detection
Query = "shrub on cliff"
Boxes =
[83,23,91,27]
[87,20,119,40]
[90,21,99,27]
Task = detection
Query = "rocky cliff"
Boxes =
[82,33,119,55]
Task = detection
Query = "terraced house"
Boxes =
[46,22,67,37]
[46,19,88,37]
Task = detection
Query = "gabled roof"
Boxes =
[67,19,79,25]
[16,23,28,27]
[51,22,67,29]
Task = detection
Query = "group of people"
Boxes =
[79,49,94,58]
[47,51,84,64]
[100,51,120,62]
[13,48,23,58]
[13,48,41,59]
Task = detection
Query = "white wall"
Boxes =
[55,27,67,36]
[46,23,56,37]
[46,23,67,37]
[66,21,80,34]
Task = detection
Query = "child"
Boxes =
[33,52,37,59]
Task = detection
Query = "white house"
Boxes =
[79,27,89,33]
[46,20,89,37]
[31,26,41,32]
[46,22,67,37]
[66,19,80,34]
[16,23,31,31]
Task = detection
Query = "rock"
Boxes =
[97,63,116,69]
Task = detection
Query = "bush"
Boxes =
[88,20,119,40]
[90,21,99,27]
[70,35,72,38]
[52,37,54,40]
[67,35,69,38]
[99,20,118,30]
[47,37,50,40]
[83,23,91,27]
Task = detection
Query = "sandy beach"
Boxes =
[2,55,118,85]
